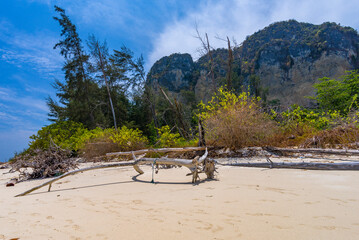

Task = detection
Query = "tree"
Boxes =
[313,71,359,113]
[48,6,103,128]
[110,46,159,131]
[226,36,234,90]
[195,27,216,94]
[110,46,147,93]
[87,35,118,130]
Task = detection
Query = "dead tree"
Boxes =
[198,116,206,147]
[15,148,213,197]
[158,86,190,138]
[195,27,216,93]
[221,160,359,170]
[226,36,233,90]
[264,146,359,156]
[106,146,206,157]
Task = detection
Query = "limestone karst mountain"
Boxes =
[147,20,359,107]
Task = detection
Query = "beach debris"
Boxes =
[6,178,18,187]
[132,148,211,183]
[218,158,359,170]
[9,146,78,181]
[106,146,207,157]
[264,146,359,156]
[0,163,9,169]
[15,148,214,197]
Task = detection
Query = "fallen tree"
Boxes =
[264,146,359,156]
[106,146,207,156]
[219,160,359,170]
[15,148,212,197]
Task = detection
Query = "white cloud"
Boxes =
[0,21,62,78]
[148,0,359,67]
[0,87,49,113]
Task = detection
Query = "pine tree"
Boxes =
[87,35,118,130]
[47,6,102,128]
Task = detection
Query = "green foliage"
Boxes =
[28,121,149,154]
[313,71,359,113]
[280,105,341,131]
[110,126,148,151]
[155,125,184,147]
[49,6,105,129]
[155,125,197,148]
[29,121,89,151]
[198,86,260,121]
[49,7,144,131]
[199,87,278,148]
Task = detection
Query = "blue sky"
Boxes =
[1,0,359,161]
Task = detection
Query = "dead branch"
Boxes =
[10,147,78,181]
[158,86,190,138]
[226,36,233,90]
[15,161,135,197]
[16,148,211,197]
[220,160,359,170]
[106,147,206,157]
[264,147,359,156]
[195,27,215,93]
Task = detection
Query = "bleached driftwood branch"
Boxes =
[16,148,211,197]
[220,161,359,170]
[106,147,206,156]
[265,147,359,156]
[132,148,210,183]
[15,161,135,197]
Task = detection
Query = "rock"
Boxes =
[147,53,195,92]
[147,20,359,107]
[6,178,18,187]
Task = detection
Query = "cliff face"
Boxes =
[238,20,359,106]
[147,20,359,107]
[147,53,195,92]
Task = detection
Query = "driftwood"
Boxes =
[15,161,135,197]
[16,148,211,197]
[220,160,359,170]
[10,147,77,181]
[132,148,210,183]
[266,147,359,156]
[106,147,206,157]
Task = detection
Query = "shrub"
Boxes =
[29,121,89,151]
[78,128,118,159]
[109,126,148,151]
[301,124,359,148]
[313,71,359,113]
[199,87,279,148]
[155,125,198,147]
[280,105,341,132]
[28,121,149,159]
[276,107,359,147]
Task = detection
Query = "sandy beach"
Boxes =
[1,162,359,240]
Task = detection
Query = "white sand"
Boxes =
[1,163,359,240]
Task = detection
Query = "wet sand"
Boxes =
[1,163,359,239]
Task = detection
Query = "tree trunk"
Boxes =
[106,147,206,156]
[16,149,210,197]
[265,147,359,156]
[221,161,359,170]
